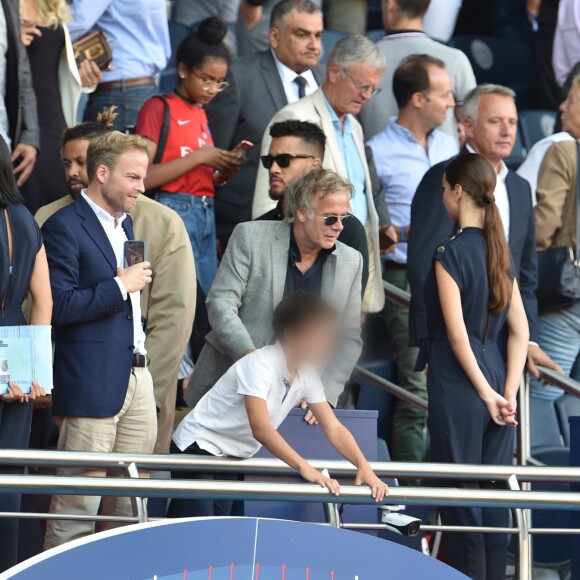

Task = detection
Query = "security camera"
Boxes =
[379,506,422,537]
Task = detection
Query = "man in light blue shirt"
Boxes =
[366,54,457,465]
[68,0,171,130]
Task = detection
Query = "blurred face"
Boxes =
[178,57,228,105]
[326,61,384,118]
[62,138,90,198]
[296,190,350,250]
[95,150,148,216]
[560,84,580,138]
[419,65,455,130]
[442,177,460,221]
[270,11,323,73]
[285,316,338,367]
[464,94,517,166]
[267,136,322,200]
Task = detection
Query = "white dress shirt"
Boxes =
[81,192,147,355]
[466,145,510,240]
[271,50,318,104]
[553,0,580,87]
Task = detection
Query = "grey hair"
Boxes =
[326,35,387,74]
[462,83,516,122]
[270,0,322,28]
[284,168,354,223]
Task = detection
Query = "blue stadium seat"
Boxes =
[356,359,398,447]
[159,21,191,94]
[530,396,564,452]
[448,35,539,110]
[320,29,351,64]
[555,394,580,447]
[365,29,385,43]
[518,110,557,151]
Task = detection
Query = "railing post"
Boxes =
[321,469,341,528]
[126,462,148,524]
[517,375,530,467]
[508,475,531,580]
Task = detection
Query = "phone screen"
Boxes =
[124,240,146,268]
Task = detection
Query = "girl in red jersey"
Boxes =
[136,17,244,294]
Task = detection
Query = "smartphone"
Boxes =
[124,240,147,268]
[232,140,254,154]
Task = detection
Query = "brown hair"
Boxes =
[444,153,512,313]
[86,131,151,182]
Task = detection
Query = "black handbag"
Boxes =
[536,143,580,311]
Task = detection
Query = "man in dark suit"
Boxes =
[42,132,157,549]
[408,84,560,377]
[205,0,323,245]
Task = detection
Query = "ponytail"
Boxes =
[445,153,512,313]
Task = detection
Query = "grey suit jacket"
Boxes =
[205,50,321,240]
[185,220,363,408]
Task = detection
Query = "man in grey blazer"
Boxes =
[253,35,390,314]
[185,168,363,409]
[205,0,324,245]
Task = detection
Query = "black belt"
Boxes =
[386,262,407,270]
[132,354,149,368]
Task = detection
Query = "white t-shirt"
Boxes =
[172,343,327,458]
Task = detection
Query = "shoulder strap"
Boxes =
[576,142,580,259]
[152,96,171,165]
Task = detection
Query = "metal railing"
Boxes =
[5,451,580,580]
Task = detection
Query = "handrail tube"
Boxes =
[5,450,580,483]
[537,365,580,398]
[383,280,411,308]
[0,475,580,511]
[356,367,428,410]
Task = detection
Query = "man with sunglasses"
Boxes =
[256,119,382,295]
[184,168,364,411]
[253,35,390,315]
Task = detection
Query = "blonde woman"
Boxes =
[19,0,102,213]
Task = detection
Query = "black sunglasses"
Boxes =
[260,153,315,169]
[321,214,353,226]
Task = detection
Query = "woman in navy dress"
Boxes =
[0,136,52,571]
[418,153,529,580]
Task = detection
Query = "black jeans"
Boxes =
[167,441,235,518]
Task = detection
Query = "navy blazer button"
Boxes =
[128,314,133,320]
[129,346,135,352]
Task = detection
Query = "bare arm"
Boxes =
[245,395,341,495]
[436,261,514,426]
[503,280,530,406]
[310,401,387,500]
[143,142,241,191]
[28,246,52,325]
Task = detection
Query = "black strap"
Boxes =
[576,143,580,260]
[153,95,171,165]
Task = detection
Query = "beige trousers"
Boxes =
[44,367,157,550]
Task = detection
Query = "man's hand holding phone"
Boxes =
[117,261,152,294]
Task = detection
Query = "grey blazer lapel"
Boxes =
[271,225,290,307]
[261,51,288,111]
[321,252,338,301]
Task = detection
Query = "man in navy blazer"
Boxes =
[42,132,156,549]
[408,84,561,377]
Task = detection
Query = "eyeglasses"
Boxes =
[260,153,315,169]
[343,71,382,97]
[320,213,353,226]
[192,71,229,93]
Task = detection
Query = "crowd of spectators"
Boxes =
[0,0,578,577]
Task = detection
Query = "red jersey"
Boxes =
[136,93,215,197]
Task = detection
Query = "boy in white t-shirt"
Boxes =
[169,291,388,518]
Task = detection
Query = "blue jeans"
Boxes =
[530,302,580,401]
[156,192,218,296]
[83,84,158,130]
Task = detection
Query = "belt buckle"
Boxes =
[200,196,209,208]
